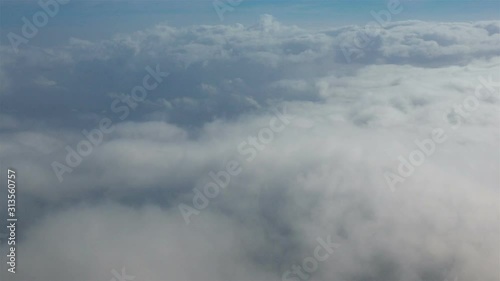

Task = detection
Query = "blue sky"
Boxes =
[1,0,499,46]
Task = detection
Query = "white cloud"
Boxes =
[0,17,498,281]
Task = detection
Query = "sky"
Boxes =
[1,0,500,44]
[0,0,499,281]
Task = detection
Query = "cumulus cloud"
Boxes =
[0,16,499,281]
[1,16,499,126]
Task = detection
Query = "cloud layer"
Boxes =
[0,16,499,281]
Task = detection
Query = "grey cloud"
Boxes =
[0,16,498,281]
[1,17,498,128]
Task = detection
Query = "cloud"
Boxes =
[0,16,498,281]
[1,17,498,126]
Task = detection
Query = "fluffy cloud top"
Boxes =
[0,16,499,281]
